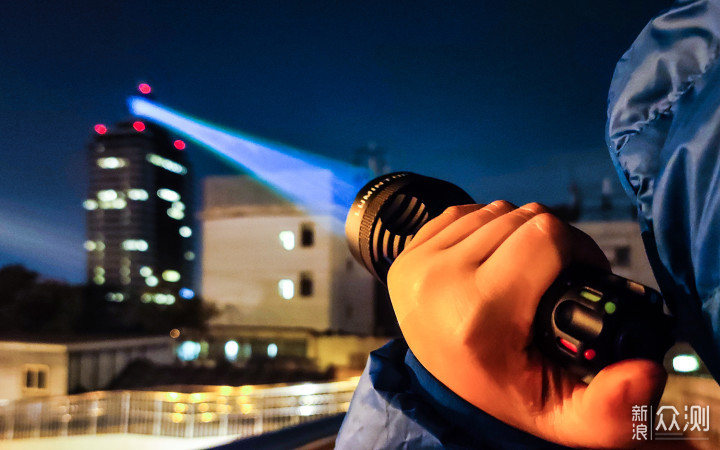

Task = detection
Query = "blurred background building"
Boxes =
[84,115,196,310]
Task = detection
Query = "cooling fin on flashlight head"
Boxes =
[345,172,475,283]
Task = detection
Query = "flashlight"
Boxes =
[346,172,674,376]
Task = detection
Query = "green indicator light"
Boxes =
[605,302,617,314]
[580,289,602,302]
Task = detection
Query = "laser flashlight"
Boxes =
[346,172,674,377]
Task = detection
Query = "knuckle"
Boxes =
[527,212,567,239]
[442,205,467,219]
[489,199,513,210]
[519,202,550,214]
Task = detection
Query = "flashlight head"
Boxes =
[345,172,475,284]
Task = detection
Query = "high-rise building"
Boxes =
[83,116,195,308]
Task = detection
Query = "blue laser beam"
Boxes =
[127,96,372,223]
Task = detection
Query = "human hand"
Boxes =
[387,201,667,448]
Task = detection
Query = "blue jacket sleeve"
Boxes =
[606,0,720,378]
[336,339,570,449]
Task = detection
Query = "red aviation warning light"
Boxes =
[173,139,186,150]
[94,124,108,134]
[138,83,152,95]
[133,121,146,132]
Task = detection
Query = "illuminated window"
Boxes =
[95,190,126,209]
[97,190,118,201]
[177,341,201,362]
[167,202,185,220]
[83,241,97,251]
[225,340,239,362]
[127,189,149,201]
[97,157,128,169]
[301,223,314,247]
[145,276,159,287]
[184,251,195,261]
[105,292,125,302]
[278,279,294,300]
[122,239,149,251]
[22,364,49,393]
[100,198,127,210]
[300,272,314,297]
[168,208,185,220]
[162,270,181,282]
[179,226,192,237]
[157,188,181,202]
[267,343,278,358]
[152,293,175,305]
[279,231,295,250]
[83,199,98,210]
[146,153,187,175]
[93,276,105,285]
[139,266,153,277]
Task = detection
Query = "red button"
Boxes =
[559,338,578,354]
[584,349,597,360]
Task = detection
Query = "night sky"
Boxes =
[0,0,673,283]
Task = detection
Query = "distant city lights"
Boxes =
[146,153,188,175]
[177,341,201,361]
[97,157,128,169]
[138,83,152,95]
[162,270,181,282]
[267,343,278,358]
[94,124,108,134]
[225,340,239,362]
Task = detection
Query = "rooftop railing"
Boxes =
[0,378,359,442]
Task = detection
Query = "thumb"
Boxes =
[561,360,667,448]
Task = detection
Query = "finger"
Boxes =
[403,204,485,252]
[424,200,518,250]
[553,360,666,448]
[468,212,607,345]
[450,202,548,265]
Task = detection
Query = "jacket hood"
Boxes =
[607,0,720,376]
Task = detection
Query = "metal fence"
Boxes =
[0,378,359,441]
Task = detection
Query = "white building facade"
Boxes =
[202,174,375,335]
